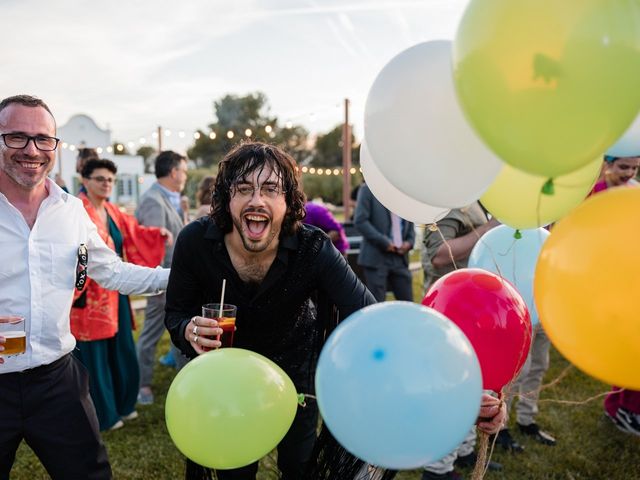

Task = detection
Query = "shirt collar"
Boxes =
[156,182,181,209]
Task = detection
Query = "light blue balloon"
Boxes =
[468,225,550,326]
[315,301,482,469]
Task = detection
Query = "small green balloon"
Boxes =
[454,0,640,177]
[165,348,298,469]
[481,158,601,229]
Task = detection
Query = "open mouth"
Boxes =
[243,212,270,240]
[17,160,45,170]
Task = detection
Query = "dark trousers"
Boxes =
[363,265,413,302]
[214,403,318,480]
[0,354,112,480]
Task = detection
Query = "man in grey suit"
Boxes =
[354,183,415,302]
[136,151,189,405]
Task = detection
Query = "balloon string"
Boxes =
[472,394,504,480]
[298,393,316,407]
[430,223,458,270]
[537,389,614,406]
[471,431,489,480]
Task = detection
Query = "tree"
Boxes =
[312,125,359,168]
[136,145,156,161]
[188,92,310,167]
[136,145,157,173]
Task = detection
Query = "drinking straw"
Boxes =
[219,279,227,318]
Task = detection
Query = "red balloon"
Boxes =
[422,268,532,393]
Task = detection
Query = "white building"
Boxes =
[54,114,155,206]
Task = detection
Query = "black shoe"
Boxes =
[454,452,503,471]
[517,422,557,446]
[491,428,525,453]
[616,407,640,437]
[421,470,464,480]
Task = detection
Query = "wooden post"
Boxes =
[342,98,352,220]
[157,126,163,152]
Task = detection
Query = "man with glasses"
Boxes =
[164,141,376,479]
[164,141,508,479]
[0,95,170,479]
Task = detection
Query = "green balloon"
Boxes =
[454,0,640,177]
[481,157,601,229]
[165,348,298,469]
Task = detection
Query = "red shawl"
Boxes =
[70,193,166,341]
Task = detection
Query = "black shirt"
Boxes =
[165,218,376,393]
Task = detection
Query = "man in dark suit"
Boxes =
[354,183,415,302]
[135,151,189,405]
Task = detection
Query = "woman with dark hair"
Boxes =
[194,175,216,218]
[71,159,172,431]
[590,156,640,436]
[591,155,639,194]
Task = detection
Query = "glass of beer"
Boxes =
[0,316,26,357]
[201,304,237,349]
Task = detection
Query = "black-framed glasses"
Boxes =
[233,183,286,199]
[75,244,88,290]
[88,175,116,184]
[0,133,60,151]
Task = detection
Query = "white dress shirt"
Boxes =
[0,179,169,373]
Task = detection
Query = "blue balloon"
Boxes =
[315,301,482,469]
[468,225,550,326]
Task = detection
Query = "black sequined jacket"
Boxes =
[165,218,376,394]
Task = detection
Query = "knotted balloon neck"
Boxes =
[541,179,555,195]
[298,393,316,407]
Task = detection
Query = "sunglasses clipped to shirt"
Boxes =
[75,244,88,290]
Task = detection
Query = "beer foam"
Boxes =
[1,331,26,338]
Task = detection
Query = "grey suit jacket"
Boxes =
[136,182,185,268]
[354,184,415,268]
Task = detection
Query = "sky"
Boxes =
[3,0,470,153]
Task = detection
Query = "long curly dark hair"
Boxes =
[211,141,306,236]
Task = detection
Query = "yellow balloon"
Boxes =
[535,188,640,389]
[481,158,600,229]
[454,0,640,178]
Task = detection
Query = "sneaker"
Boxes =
[159,351,177,368]
[605,409,629,433]
[454,452,503,471]
[122,410,138,421]
[491,428,525,453]
[616,407,640,436]
[422,470,464,480]
[137,388,154,405]
[517,422,557,446]
[107,420,124,431]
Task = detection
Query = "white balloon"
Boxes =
[360,142,449,225]
[607,113,640,158]
[364,40,503,208]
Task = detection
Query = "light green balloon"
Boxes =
[165,348,298,469]
[454,0,640,178]
[481,158,601,229]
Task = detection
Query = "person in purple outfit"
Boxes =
[304,201,349,255]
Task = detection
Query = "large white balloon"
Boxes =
[361,142,449,225]
[364,40,503,208]
[607,113,640,158]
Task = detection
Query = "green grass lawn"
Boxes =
[9,278,640,479]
